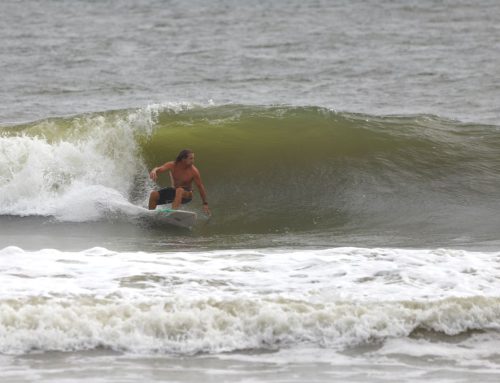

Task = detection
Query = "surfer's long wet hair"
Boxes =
[175,149,193,163]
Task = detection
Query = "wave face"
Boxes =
[1,104,499,237]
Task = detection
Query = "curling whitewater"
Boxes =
[1,246,500,355]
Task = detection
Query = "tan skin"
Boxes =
[148,153,211,215]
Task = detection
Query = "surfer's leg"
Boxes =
[149,191,160,210]
[172,187,185,209]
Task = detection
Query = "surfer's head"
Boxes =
[175,149,194,165]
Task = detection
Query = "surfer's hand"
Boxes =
[203,204,211,216]
[149,169,158,181]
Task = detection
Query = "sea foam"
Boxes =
[1,247,500,355]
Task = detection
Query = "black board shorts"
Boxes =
[157,187,192,205]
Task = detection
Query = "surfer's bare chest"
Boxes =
[172,166,194,188]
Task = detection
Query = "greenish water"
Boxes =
[2,105,499,248]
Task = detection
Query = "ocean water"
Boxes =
[1,0,500,382]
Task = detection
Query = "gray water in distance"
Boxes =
[1,0,499,125]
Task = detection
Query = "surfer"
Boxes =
[148,149,211,215]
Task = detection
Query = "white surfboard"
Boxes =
[153,207,197,228]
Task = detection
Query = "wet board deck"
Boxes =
[152,208,197,228]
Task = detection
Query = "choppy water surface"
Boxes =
[1,0,499,124]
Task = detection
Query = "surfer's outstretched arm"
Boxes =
[149,162,174,182]
[193,168,210,215]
